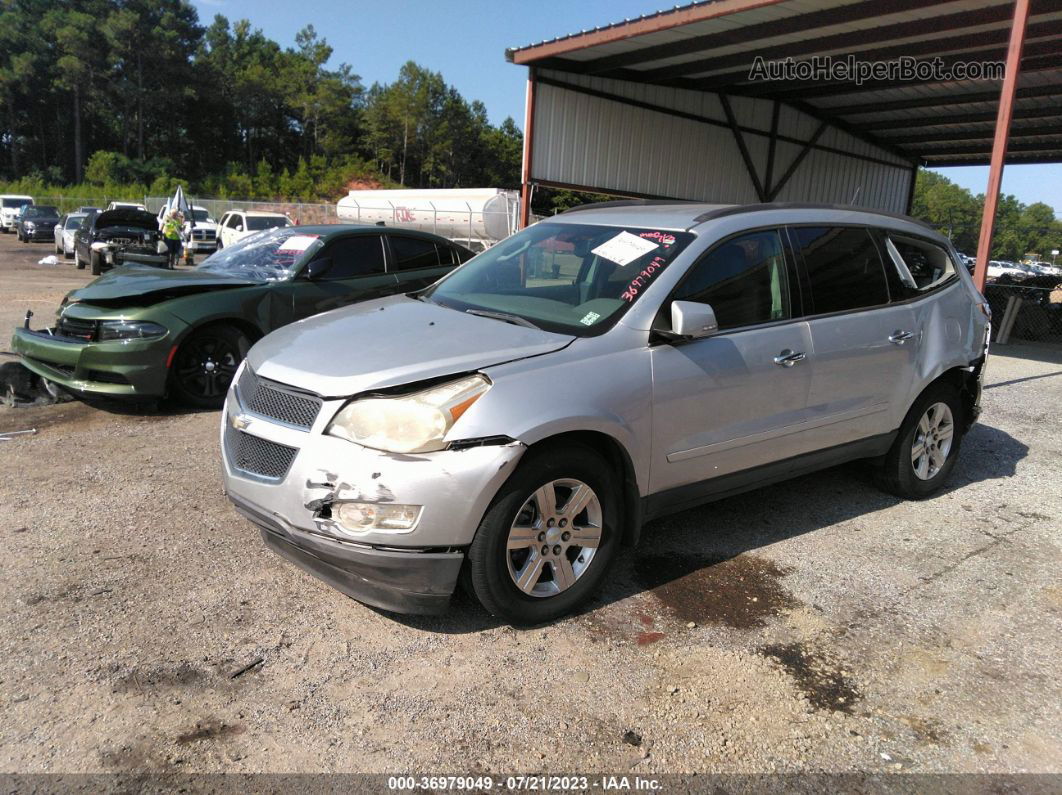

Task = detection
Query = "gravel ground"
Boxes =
[0,231,1059,779]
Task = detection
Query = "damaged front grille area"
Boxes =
[224,424,298,480]
[236,367,322,430]
[56,316,97,341]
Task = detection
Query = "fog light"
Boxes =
[334,502,422,534]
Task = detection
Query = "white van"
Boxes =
[1,195,34,232]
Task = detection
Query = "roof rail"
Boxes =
[690,202,934,231]
[559,198,699,214]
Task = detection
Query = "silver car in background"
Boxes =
[221,203,990,624]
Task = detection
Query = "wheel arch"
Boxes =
[915,363,982,432]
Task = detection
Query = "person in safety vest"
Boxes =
[162,209,183,269]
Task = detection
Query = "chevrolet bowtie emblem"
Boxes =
[230,413,252,431]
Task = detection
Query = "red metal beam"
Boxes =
[975,0,1032,292]
[519,71,537,229]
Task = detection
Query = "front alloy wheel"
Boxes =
[468,444,620,625]
[171,325,249,408]
[506,478,602,597]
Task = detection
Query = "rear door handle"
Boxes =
[889,330,915,345]
[773,349,806,367]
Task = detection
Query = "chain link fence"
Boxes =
[985,278,1062,345]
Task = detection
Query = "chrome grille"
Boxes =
[56,316,97,341]
[237,367,321,429]
[224,424,298,480]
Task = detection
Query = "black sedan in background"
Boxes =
[16,205,60,242]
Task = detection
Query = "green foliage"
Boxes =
[911,169,1061,261]
[1,3,521,198]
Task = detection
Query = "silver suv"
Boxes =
[221,203,990,624]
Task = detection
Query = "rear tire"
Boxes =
[878,381,965,500]
[170,324,250,409]
[468,444,621,625]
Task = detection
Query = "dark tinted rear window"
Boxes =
[390,236,441,270]
[790,226,888,315]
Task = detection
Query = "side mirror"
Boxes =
[235,224,244,232]
[670,300,718,339]
[304,257,333,280]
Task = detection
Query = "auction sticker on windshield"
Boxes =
[278,234,320,252]
[592,231,658,266]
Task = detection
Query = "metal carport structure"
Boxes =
[506,0,1062,291]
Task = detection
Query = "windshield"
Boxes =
[423,222,694,335]
[196,227,322,281]
[26,207,58,219]
[65,215,86,229]
[246,215,289,231]
[3,198,30,208]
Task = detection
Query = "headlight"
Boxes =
[24,222,34,230]
[97,320,168,341]
[326,374,490,453]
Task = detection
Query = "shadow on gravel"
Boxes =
[390,422,1028,634]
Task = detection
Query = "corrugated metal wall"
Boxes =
[530,70,914,213]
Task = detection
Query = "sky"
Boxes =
[191,0,1062,214]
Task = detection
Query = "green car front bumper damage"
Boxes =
[12,325,175,398]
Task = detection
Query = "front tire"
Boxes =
[170,324,249,408]
[468,444,620,625]
[878,381,964,499]
[90,252,103,276]
[75,249,86,270]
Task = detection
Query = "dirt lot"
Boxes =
[0,231,1059,780]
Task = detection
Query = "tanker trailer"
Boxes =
[336,188,519,251]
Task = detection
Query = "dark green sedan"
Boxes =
[13,225,472,406]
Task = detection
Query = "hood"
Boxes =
[95,208,157,230]
[249,295,575,397]
[68,265,260,307]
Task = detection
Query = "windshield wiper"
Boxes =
[465,308,540,329]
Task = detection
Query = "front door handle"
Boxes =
[889,330,915,345]
[773,349,806,367]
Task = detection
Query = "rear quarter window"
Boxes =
[882,232,958,300]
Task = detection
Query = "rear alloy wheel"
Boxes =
[170,325,249,408]
[878,382,964,499]
[468,445,620,625]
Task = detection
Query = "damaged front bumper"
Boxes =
[220,382,526,614]
[11,320,175,398]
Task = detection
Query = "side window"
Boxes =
[673,229,790,330]
[884,233,957,298]
[319,235,386,279]
[790,226,888,314]
[226,214,242,229]
[390,236,441,270]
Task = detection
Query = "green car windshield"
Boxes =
[423,222,694,335]
[197,228,324,282]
